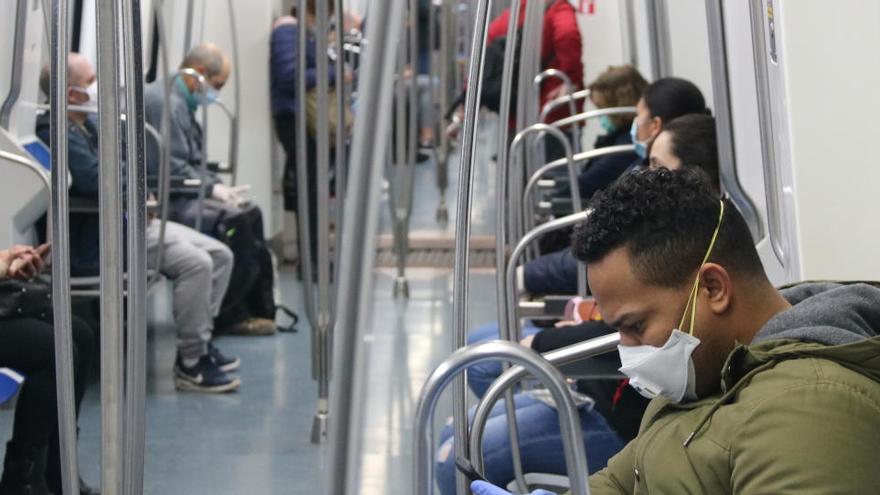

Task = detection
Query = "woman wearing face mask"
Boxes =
[524,77,710,296]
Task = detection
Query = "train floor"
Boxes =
[0,113,502,494]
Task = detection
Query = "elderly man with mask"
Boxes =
[144,43,279,336]
[471,168,880,494]
[36,53,241,394]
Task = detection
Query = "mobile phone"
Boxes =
[455,456,488,483]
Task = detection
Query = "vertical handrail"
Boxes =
[331,0,348,314]
[470,334,621,472]
[325,0,405,491]
[450,0,493,492]
[435,0,454,224]
[747,0,785,267]
[413,341,591,495]
[295,0,317,329]
[153,0,174,288]
[311,0,333,444]
[704,0,764,242]
[182,0,195,59]
[48,2,79,494]
[120,0,148,493]
[0,0,28,130]
[224,0,241,186]
[95,0,126,491]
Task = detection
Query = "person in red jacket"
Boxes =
[447,0,584,149]
[486,0,584,124]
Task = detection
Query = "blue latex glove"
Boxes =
[470,480,556,495]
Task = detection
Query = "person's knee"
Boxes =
[173,248,213,280]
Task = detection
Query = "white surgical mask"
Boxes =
[71,82,98,111]
[616,200,725,403]
[629,119,647,159]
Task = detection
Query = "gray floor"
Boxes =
[0,114,500,494]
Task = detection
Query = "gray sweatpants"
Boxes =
[146,219,234,360]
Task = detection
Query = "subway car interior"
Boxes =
[1,0,879,494]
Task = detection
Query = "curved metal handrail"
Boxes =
[521,145,635,237]
[551,106,636,130]
[413,340,591,495]
[505,211,591,342]
[534,69,580,154]
[540,88,591,124]
[469,334,621,472]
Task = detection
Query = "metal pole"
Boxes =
[435,0,454,225]
[331,0,348,312]
[505,211,590,342]
[48,1,79,493]
[470,334,621,472]
[95,0,126,491]
[152,0,173,288]
[413,341,591,495]
[295,0,317,329]
[325,0,405,490]
[451,0,493,492]
[224,0,241,185]
[0,0,28,130]
[121,0,148,493]
[182,0,195,59]
[310,0,333,444]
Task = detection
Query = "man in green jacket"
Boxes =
[473,168,880,494]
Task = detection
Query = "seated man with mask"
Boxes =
[472,168,880,494]
[144,43,279,336]
[36,53,241,393]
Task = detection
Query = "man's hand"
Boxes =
[212,183,252,207]
[470,481,555,495]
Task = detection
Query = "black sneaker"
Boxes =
[208,341,240,372]
[174,355,241,393]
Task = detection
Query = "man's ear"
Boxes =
[699,263,732,315]
[647,116,663,140]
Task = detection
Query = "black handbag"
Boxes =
[0,277,53,321]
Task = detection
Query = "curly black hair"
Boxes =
[571,168,763,288]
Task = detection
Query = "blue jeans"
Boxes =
[435,394,625,495]
[467,322,541,397]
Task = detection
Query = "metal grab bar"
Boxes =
[120,0,148,492]
[450,0,494,492]
[505,211,591,345]
[550,106,636,130]
[48,2,78,493]
[469,334,621,472]
[325,0,405,490]
[413,340,591,495]
[540,89,591,124]
[520,145,635,239]
[0,0,28,130]
[534,69,580,154]
[224,0,241,186]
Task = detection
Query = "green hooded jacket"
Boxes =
[589,282,880,494]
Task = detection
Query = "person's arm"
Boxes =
[731,380,880,494]
[66,131,101,197]
[271,24,299,89]
[530,320,615,353]
[587,439,636,494]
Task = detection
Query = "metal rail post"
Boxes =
[325,0,405,491]
[310,0,334,444]
[450,0,493,492]
[48,2,79,493]
[95,0,126,491]
[413,341,591,495]
[120,0,148,493]
[224,0,241,185]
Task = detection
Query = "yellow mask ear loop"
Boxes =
[678,200,725,335]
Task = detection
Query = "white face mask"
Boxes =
[616,200,726,403]
[71,82,98,111]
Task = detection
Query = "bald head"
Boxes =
[180,43,231,90]
[39,52,95,98]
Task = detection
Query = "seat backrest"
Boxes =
[0,127,50,248]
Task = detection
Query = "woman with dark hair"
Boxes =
[648,113,719,191]
[630,77,709,160]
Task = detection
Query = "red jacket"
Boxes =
[487,0,584,125]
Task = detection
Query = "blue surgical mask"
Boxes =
[630,119,647,159]
[197,85,220,106]
[598,115,616,134]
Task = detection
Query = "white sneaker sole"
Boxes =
[218,358,241,373]
[174,375,241,393]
